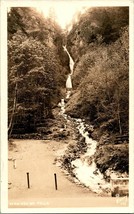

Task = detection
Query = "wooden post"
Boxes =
[13,159,16,169]
[54,173,58,190]
[27,172,30,188]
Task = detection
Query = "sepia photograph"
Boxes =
[1,0,134,213]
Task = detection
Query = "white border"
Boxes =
[1,0,134,213]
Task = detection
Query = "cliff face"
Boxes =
[67,7,129,59]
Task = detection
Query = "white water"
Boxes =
[63,45,74,99]
[58,48,128,195]
[63,45,74,75]
[71,120,111,194]
[58,96,128,195]
[71,119,128,194]
[58,98,66,115]
[66,74,72,89]
[66,90,71,99]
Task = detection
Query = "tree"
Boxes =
[66,25,129,134]
[8,7,68,135]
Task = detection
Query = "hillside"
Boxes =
[65,7,129,174]
[8,7,69,136]
[8,6,129,182]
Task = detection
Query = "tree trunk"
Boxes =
[117,88,122,135]
[117,101,122,135]
[8,81,18,137]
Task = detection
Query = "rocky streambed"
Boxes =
[55,113,128,196]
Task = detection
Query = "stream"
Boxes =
[63,45,74,99]
[58,105,128,195]
[71,118,110,194]
[58,46,128,195]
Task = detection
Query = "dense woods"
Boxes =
[8,6,129,174]
[66,7,129,136]
[65,7,129,173]
[8,7,68,136]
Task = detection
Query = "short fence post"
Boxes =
[13,159,16,169]
[54,173,58,190]
[26,172,30,189]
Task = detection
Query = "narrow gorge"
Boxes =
[8,6,129,205]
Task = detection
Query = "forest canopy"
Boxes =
[8,7,68,136]
[8,6,129,138]
[66,7,129,135]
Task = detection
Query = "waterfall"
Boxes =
[63,45,74,99]
[66,74,72,89]
[58,98,65,115]
[63,45,74,75]
[57,53,128,196]
[57,47,129,196]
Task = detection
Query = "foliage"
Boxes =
[67,7,129,61]
[8,7,68,135]
[66,18,129,135]
[95,143,129,173]
[66,9,129,175]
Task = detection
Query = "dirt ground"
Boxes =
[8,139,129,208]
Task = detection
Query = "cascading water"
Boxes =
[63,45,74,99]
[58,98,65,114]
[58,46,109,194]
[63,45,74,75]
[58,46,128,196]
[58,97,110,194]
[66,74,72,99]
[71,119,110,194]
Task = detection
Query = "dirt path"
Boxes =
[8,140,128,208]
